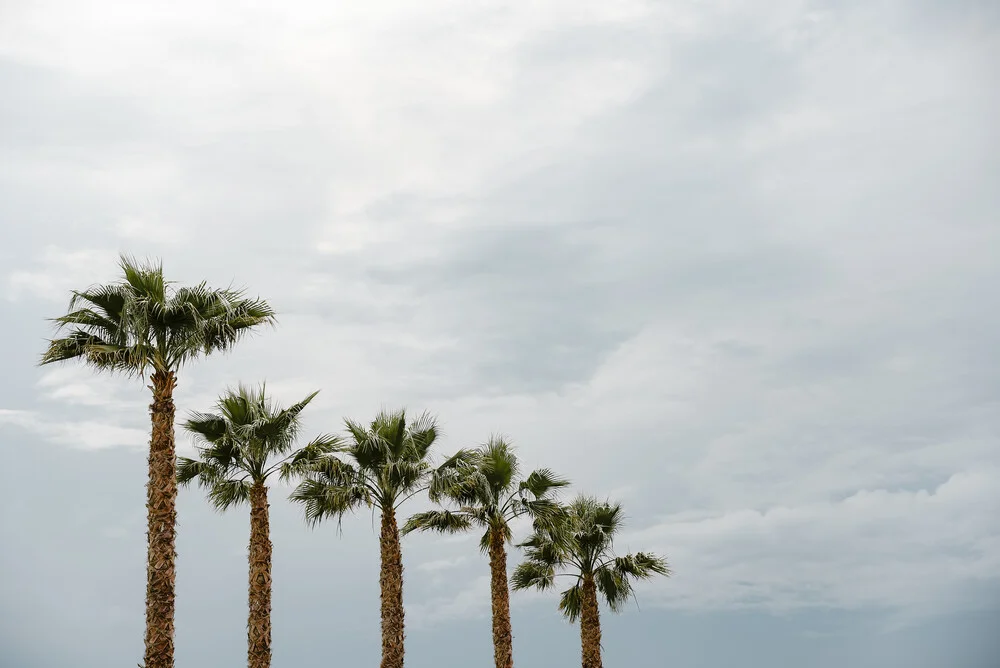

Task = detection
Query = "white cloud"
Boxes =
[115,217,186,246]
[630,468,1000,624]
[36,366,146,411]
[0,408,147,450]
[6,247,119,302]
[407,575,492,628]
[417,556,469,573]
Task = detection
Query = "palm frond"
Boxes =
[558,583,584,622]
[426,448,479,503]
[518,498,566,526]
[176,457,224,488]
[519,468,570,499]
[290,477,368,527]
[511,560,556,592]
[595,564,635,612]
[406,411,439,459]
[184,412,229,443]
[279,434,343,482]
[480,435,519,495]
[614,552,671,579]
[207,478,253,511]
[401,510,473,536]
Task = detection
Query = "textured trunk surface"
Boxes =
[379,507,406,668]
[580,574,603,668]
[248,482,273,668]
[488,530,515,668]
[144,370,177,668]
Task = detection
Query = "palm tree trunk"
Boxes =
[487,530,514,668]
[379,506,406,668]
[579,574,603,668]
[248,482,272,668]
[144,370,177,668]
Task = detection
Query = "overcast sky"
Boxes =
[1,1,999,666]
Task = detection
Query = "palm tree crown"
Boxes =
[512,495,669,619]
[177,384,335,504]
[287,408,439,518]
[403,436,568,550]
[40,255,276,375]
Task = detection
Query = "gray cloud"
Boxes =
[1,0,998,666]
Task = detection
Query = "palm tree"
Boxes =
[39,256,275,668]
[177,384,335,668]
[511,496,670,668]
[402,436,569,668]
[287,408,439,668]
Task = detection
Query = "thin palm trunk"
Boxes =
[145,370,178,668]
[248,483,273,668]
[579,574,603,668]
[380,506,406,668]
[488,530,515,668]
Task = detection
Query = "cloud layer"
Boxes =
[1,0,998,666]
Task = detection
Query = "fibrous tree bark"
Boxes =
[488,530,515,668]
[248,482,273,668]
[380,506,406,668]
[145,370,178,668]
[579,574,603,668]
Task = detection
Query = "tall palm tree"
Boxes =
[177,384,335,668]
[402,436,569,668]
[39,256,275,668]
[287,408,439,668]
[511,496,670,668]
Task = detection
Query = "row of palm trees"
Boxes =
[39,256,669,668]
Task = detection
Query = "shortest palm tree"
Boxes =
[177,384,336,668]
[511,496,670,668]
[403,436,569,668]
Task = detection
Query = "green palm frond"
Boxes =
[401,510,473,535]
[279,434,343,482]
[426,448,478,503]
[480,435,519,495]
[184,412,228,443]
[613,552,671,579]
[176,457,222,487]
[290,477,369,527]
[207,478,253,511]
[595,564,635,613]
[558,583,584,622]
[511,560,557,592]
[382,459,430,504]
[519,468,571,498]
[517,498,566,527]
[407,412,439,459]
